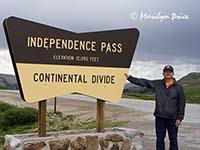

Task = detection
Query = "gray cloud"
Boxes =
[0,0,199,76]
[129,60,200,80]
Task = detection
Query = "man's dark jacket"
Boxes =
[127,76,186,120]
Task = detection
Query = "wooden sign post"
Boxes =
[96,99,105,132]
[54,97,57,113]
[38,100,47,137]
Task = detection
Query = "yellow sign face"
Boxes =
[3,16,139,103]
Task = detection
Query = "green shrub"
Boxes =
[0,101,16,113]
[47,111,63,118]
[0,107,38,130]
[0,85,8,90]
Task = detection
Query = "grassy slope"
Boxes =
[123,86,200,104]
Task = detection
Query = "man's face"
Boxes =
[163,70,174,79]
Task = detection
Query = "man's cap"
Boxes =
[163,65,174,72]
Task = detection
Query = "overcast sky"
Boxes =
[0,0,199,79]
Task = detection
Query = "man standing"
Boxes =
[125,65,186,150]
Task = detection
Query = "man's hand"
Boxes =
[175,119,182,127]
[124,73,129,79]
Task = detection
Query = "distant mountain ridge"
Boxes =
[178,72,200,86]
[124,83,138,89]
[0,74,18,90]
[125,72,200,88]
[123,72,200,103]
[0,72,199,90]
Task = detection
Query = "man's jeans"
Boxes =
[155,116,178,150]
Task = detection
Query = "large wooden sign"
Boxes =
[3,16,139,103]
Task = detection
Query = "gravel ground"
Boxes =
[0,90,200,149]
